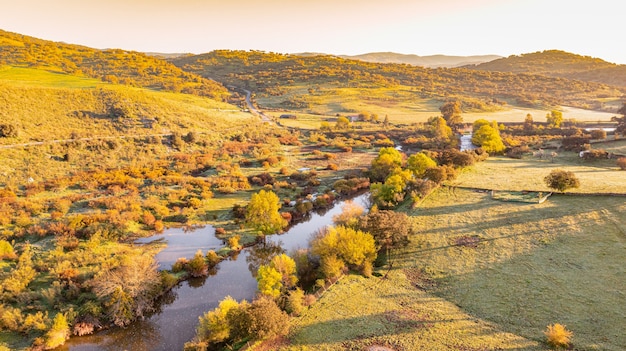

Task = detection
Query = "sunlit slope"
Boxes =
[468,50,626,88]
[0,29,228,99]
[0,66,251,144]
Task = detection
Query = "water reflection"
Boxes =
[66,193,370,351]
[135,226,224,270]
[246,240,285,276]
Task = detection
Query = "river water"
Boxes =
[63,193,370,351]
[460,134,477,152]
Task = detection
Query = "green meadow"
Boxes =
[275,153,626,351]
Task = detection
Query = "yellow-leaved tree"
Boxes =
[245,190,288,235]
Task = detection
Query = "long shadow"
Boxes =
[397,196,626,350]
[414,195,605,238]
[291,312,540,350]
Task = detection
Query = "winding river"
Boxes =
[62,193,370,351]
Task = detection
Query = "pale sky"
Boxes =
[0,0,623,64]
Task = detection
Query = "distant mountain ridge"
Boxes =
[466,50,626,87]
[337,52,503,68]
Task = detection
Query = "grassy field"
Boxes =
[450,152,626,193]
[258,85,616,128]
[0,65,105,88]
[276,188,625,351]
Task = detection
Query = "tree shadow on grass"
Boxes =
[291,311,539,350]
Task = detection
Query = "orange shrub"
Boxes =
[545,323,573,348]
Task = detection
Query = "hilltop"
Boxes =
[172,50,623,114]
[0,29,228,99]
[467,50,626,88]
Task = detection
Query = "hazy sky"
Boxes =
[0,0,622,63]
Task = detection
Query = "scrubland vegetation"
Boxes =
[1,29,626,351]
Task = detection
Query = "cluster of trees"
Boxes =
[471,119,505,154]
[0,123,315,348]
[188,193,416,349]
[368,146,485,208]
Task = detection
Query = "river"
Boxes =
[460,134,477,152]
[62,193,370,351]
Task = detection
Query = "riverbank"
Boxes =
[63,192,370,350]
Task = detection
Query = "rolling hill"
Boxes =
[0,29,228,99]
[171,50,624,113]
[466,50,626,88]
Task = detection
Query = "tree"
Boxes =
[256,265,283,298]
[44,313,70,349]
[428,116,456,147]
[370,171,409,208]
[269,253,298,289]
[335,116,350,130]
[332,200,365,227]
[0,239,16,260]
[357,210,412,251]
[92,253,160,326]
[612,102,626,137]
[286,288,305,316]
[196,296,241,343]
[472,119,490,133]
[369,147,403,182]
[245,190,287,235]
[471,124,505,154]
[544,169,580,192]
[524,113,534,132]
[244,296,290,340]
[440,101,463,127]
[406,152,437,178]
[311,225,377,275]
[590,129,606,140]
[546,110,563,128]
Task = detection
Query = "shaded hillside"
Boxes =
[0,29,228,99]
[172,50,623,111]
[337,52,502,68]
[467,50,626,88]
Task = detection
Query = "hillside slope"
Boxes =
[0,29,228,99]
[172,50,624,111]
[0,66,250,144]
[467,50,626,88]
